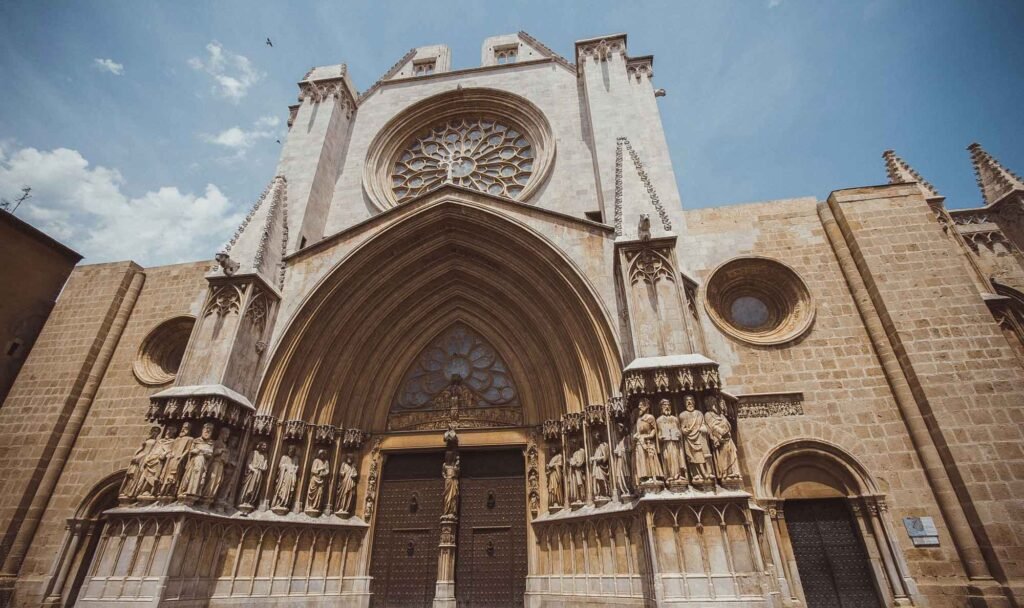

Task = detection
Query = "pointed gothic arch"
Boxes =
[257,192,622,430]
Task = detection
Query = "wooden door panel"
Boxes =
[370,453,445,608]
[786,499,881,608]
[455,450,526,608]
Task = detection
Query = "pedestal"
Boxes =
[433,516,457,608]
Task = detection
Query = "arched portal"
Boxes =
[42,471,123,607]
[758,440,918,608]
[258,194,622,430]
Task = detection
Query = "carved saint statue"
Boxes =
[590,430,610,500]
[160,421,193,497]
[442,452,460,518]
[679,395,713,483]
[612,422,633,497]
[706,396,741,481]
[633,399,664,481]
[656,399,684,482]
[546,446,564,508]
[121,427,160,498]
[336,454,358,515]
[568,442,587,505]
[219,435,240,504]
[137,426,174,498]
[202,427,231,501]
[179,422,216,500]
[306,449,330,514]
[271,444,300,514]
[238,441,268,507]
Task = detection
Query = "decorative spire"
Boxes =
[882,149,941,201]
[968,142,1024,206]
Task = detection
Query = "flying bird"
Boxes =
[275,139,281,144]
[266,37,273,48]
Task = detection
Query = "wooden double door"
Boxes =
[370,449,527,608]
[786,498,882,608]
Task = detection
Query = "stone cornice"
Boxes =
[282,184,614,265]
[356,57,571,104]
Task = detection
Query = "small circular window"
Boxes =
[133,316,195,386]
[704,257,814,346]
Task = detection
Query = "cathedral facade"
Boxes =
[1,32,1023,608]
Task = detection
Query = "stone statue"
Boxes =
[271,444,300,515]
[546,446,564,508]
[179,422,216,501]
[238,441,268,508]
[121,427,160,499]
[442,452,460,518]
[568,442,587,505]
[706,396,741,482]
[443,422,458,446]
[306,449,330,514]
[202,427,231,501]
[136,426,174,499]
[679,395,713,483]
[336,454,358,515]
[633,399,664,481]
[656,399,685,482]
[159,421,193,497]
[590,430,610,500]
[612,422,633,497]
[219,435,240,504]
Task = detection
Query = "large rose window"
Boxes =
[363,88,555,210]
[391,117,535,203]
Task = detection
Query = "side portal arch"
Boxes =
[258,195,622,430]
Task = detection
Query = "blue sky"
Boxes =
[1,1,1022,265]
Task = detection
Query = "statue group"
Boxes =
[543,394,741,512]
[121,423,362,519]
[635,395,741,490]
[119,422,239,507]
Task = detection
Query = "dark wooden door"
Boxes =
[786,498,882,608]
[370,452,445,608]
[455,449,527,608]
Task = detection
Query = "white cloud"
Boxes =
[93,58,125,75]
[768,0,782,6]
[201,115,281,159]
[188,41,263,103]
[0,146,243,265]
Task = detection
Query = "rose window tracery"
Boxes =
[394,324,519,411]
[391,117,535,203]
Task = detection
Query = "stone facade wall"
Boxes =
[679,193,995,605]
[833,185,1024,591]
[2,261,208,606]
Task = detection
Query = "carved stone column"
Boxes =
[433,433,459,608]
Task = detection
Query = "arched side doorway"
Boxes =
[758,440,918,608]
[41,471,123,607]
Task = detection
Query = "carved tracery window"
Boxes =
[388,324,522,430]
[391,117,535,203]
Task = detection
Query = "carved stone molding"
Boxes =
[203,284,244,318]
[297,75,356,118]
[313,424,337,444]
[626,57,653,81]
[736,393,804,419]
[622,362,720,397]
[613,137,672,237]
[624,244,674,285]
[363,438,383,519]
[252,414,276,436]
[577,36,625,64]
[147,393,254,429]
[283,419,307,441]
